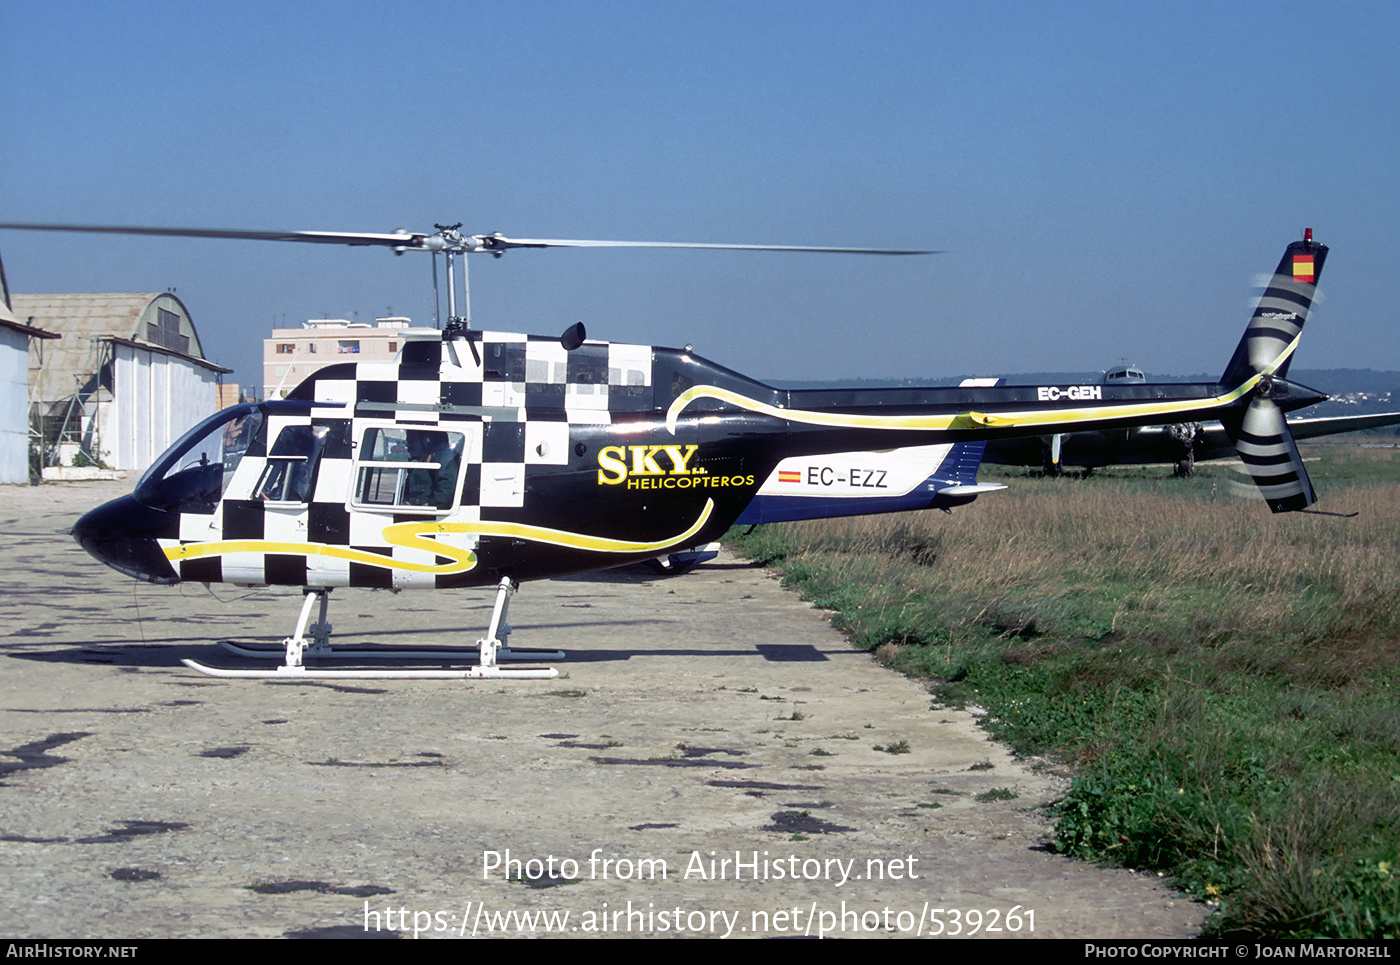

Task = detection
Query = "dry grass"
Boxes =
[758,480,1400,685]
[727,453,1400,937]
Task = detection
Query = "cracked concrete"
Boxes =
[0,480,1204,938]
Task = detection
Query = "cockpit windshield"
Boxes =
[133,403,266,513]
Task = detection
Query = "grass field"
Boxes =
[725,444,1400,938]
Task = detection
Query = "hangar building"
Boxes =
[12,292,229,475]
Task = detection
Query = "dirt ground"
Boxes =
[0,480,1205,938]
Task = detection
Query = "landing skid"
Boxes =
[216,642,564,662]
[178,662,549,680]
[181,578,559,680]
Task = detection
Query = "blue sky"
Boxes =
[3,1,1397,387]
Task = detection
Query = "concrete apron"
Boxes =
[0,480,1203,939]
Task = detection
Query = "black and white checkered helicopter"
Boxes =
[3,223,1333,680]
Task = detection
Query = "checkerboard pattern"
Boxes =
[166,332,656,589]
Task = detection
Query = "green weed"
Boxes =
[726,449,1400,937]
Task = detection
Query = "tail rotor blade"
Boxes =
[1232,396,1317,513]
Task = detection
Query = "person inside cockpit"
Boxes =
[405,430,460,509]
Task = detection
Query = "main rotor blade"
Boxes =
[0,222,426,248]
[479,234,937,255]
[0,222,936,256]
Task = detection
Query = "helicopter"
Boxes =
[1,222,1332,680]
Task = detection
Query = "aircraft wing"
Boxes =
[982,410,1400,471]
[1286,411,1400,441]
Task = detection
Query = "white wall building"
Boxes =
[0,308,59,484]
[13,292,229,475]
[263,316,436,399]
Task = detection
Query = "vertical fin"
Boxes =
[938,439,990,483]
[1220,232,1328,386]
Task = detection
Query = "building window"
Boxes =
[146,308,191,354]
[338,340,360,354]
[276,343,295,354]
[388,341,398,353]
[307,343,317,354]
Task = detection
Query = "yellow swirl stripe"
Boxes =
[665,377,1264,435]
[163,500,715,573]
[446,497,713,552]
[165,537,478,575]
[1272,332,1303,370]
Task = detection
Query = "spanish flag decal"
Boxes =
[777,470,801,483]
[1292,255,1315,284]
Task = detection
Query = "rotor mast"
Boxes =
[430,223,471,332]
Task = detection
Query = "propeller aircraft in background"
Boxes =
[984,401,1400,478]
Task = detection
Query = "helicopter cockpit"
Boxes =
[132,402,267,515]
[73,400,341,584]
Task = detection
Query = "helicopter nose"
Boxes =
[72,495,181,585]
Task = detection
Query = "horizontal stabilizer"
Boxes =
[937,483,1008,496]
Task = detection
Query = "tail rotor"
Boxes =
[1222,231,1328,512]
[1230,383,1318,513]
